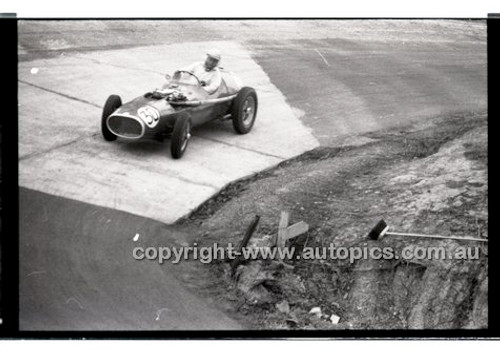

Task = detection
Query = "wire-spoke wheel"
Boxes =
[231,87,258,134]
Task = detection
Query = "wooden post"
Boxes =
[277,211,290,248]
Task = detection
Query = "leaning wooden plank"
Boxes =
[231,215,261,275]
[283,221,309,241]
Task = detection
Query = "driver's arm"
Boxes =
[203,69,222,95]
[181,62,199,74]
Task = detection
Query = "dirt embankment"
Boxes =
[182,111,487,329]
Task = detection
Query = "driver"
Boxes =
[181,49,222,95]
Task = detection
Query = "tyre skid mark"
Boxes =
[19,133,100,162]
[72,55,166,76]
[193,133,286,160]
[19,80,102,109]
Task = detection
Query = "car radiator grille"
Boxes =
[108,115,144,138]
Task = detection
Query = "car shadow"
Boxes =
[114,120,235,157]
[118,139,167,156]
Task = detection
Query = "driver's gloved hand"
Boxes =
[200,81,206,87]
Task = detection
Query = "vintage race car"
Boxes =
[101,69,258,159]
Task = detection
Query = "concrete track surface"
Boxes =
[18,20,487,330]
[19,40,319,224]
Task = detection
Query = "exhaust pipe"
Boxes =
[169,94,237,107]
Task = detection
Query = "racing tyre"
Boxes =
[102,94,121,141]
[231,87,258,134]
[171,113,192,159]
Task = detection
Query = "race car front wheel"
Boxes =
[231,87,258,134]
[102,95,122,141]
[171,113,192,159]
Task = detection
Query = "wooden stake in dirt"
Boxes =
[276,211,309,248]
[231,215,261,275]
[277,211,290,248]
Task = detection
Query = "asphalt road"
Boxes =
[18,20,487,330]
[20,187,242,330]
[252,38,486,145]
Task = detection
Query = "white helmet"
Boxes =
[206,48,221,61]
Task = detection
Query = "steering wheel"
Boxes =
[174,70,202,86]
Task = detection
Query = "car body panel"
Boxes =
[106,69,244,140]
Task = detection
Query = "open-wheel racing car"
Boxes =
[101,69,258,159]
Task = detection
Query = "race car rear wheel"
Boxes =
[171,113,192,159]
[231,87,258,134]
[102,94,122,141]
